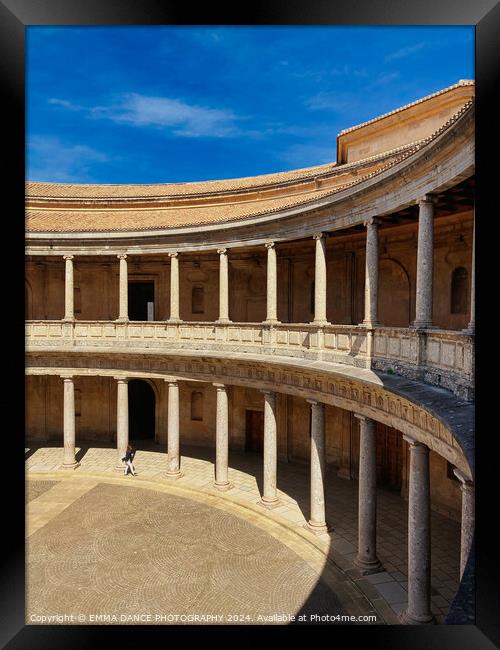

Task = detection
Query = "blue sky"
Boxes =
[26,26,474,184]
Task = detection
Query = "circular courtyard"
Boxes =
[26,477,366,625]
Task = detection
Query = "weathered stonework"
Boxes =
[25,82,476,625]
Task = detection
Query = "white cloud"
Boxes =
[384,42,427,63]
[27,136,108,182]
[305,92,355,112]
[371,71,401,87]
[49,93,245,139]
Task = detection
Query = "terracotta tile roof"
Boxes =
[25,152,413,232]
[27,161,341,200]
[25,98,474,234]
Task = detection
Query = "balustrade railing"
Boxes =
[25,320,473,399]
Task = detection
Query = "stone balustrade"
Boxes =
[372,327,474,400]
[25,320,473,399]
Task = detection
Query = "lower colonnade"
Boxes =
[28,369,475,625]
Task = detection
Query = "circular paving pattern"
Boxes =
[27,481,345,624]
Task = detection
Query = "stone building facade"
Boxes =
[25,80,475,624]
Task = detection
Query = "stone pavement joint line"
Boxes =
[26,444,461,624]
[26,477,100,538]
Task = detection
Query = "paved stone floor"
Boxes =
[26,442,461,625]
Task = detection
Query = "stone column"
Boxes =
[216,248,231,323]
[63,255,74,321]
[401,435,434,624]
[115,378,129,470]
[312,233,329,325]
[413,197,435,329]
[453,469,475,578]
[306,400,328,533]
[168,252,181,322]
[465,217,475,333]
[362,218,380,327]
[61,375,79,469]
[117,254,128,322]
[264,242,279,324]
[354,415,382,573]
[166,379,182,478]
[259,390,279,507]
[213,383,232,490]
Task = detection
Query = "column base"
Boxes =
[362,320,379,328]
[263,319,281,326]
[462,326,475,335]
[399,610,435,625]
[410,322,434,330]
[257,497,281,510]
[213,481,233,492]
[115,317,129,323]
[312,320,330,327]
[167,318,182,324]
[215,319,232,325]
[353,556,384,575]
[166,470,184,480]
[304,520,331,535]
[61,318,75,323]
[61,461,80,470]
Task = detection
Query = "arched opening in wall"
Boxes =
[375,422,403,491]
[128,379,155,441]
[451,267,468,314]
[25,279,33,319]
[192,286,205,316]
[378,258,411,327]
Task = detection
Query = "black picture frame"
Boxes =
[3,1,499,647]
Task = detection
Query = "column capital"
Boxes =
[306,398,324,407]
[260,388,275,397]
[418,194,438,207]
[114,376,129,384]
[264,241,275,250]
[217,248,228,256]
[164,377,179,387]
[313,232,326,241]
[363,217,381,228]
[213,382,227,391]
[402,433,428,450]
[63,254,74,261]
[354,413,372,423]
[168,251,179,259]
[60,374,74,381]
[117,254,127,260]
[453,468,474,488]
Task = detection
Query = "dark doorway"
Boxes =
[129,282,154,321]
[129,379,155,441]
[245,409,264,453]
[375,423,403,491]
